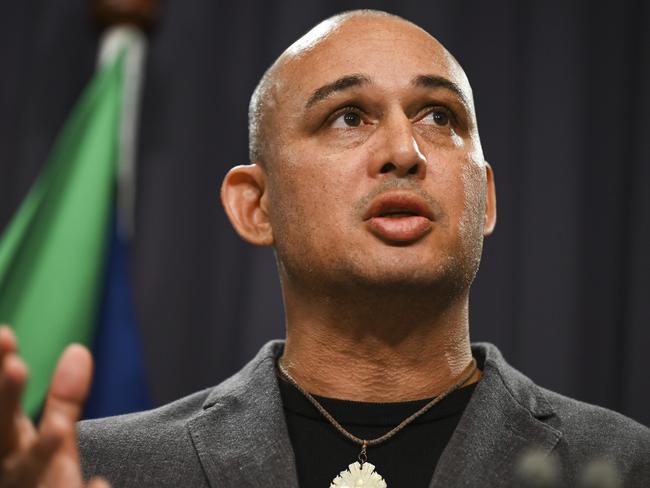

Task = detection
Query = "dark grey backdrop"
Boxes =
[1,0,649,426]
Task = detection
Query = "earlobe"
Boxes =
[220,164,274,246]
[483,162,497,236]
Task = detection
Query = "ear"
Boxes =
[220,164,274,246]
[483,162,497,236]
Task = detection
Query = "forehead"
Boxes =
[275,16,472,107]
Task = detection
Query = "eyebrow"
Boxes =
[305,74,371,109]
[303,73,470,111]
[412,75,469,108]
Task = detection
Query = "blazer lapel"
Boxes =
[430,344,562,488]
[186,341,299,488]
[184,341,561,488]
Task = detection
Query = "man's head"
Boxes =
[222,10,496,299]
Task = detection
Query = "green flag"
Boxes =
[0,55,124,417]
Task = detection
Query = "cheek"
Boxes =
[269,141,361,224]
[426,150,485,244]
[267,172,310,237]
[266,159,350,255]
[459,159,487,240]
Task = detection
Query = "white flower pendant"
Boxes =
[330,461,387,488]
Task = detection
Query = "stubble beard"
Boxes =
[275,230,483,312]
[271,175,487,315]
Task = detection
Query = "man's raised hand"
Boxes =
[0,325,110,488]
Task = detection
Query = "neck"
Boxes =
[280,281,479,402]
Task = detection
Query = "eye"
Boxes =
[420,107,452,127]
[331,110,362,128]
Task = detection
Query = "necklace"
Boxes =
[277,358,478,488]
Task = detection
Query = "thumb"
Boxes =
[46,344,94,418]
[40,344,94,455]
[87,477,112,488]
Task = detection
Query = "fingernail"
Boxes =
[8,354,28,377]
[0,326,16,344]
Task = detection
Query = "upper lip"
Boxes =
[363,192,434,221]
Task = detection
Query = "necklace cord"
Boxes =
[278,357,478,448]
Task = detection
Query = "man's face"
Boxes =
[263,15,493,294]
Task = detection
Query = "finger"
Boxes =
[87,477,112,488]
[0,325,17,349]
[40,344,94,459]
[0,352,28,458]
[15,413,38,450]
[0,325,18,369]
[0,424,62,487]
[43,344,94,420]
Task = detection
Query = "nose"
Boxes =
[368,113,427,179]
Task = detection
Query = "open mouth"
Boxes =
[363,192,434,243]
[363,193,434,221]
[378,210,420,218]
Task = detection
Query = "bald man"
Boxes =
[1,10,648,488]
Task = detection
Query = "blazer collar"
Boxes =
[430,343,562,487]
[187,340,299,488]
[186,341,562,488]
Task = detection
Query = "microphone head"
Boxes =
[514,448,562,488]
[577,459,622,488]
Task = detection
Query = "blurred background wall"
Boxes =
[1,0,648,425]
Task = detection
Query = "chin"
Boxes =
[340,252,467,292]
[277,233,480,297]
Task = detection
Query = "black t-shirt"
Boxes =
[278,373,476,487]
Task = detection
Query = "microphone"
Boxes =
[513,449,562,488]
[514,449,624,488]
[577,459,622,488]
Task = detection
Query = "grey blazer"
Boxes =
[79,342,650,487]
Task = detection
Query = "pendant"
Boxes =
[329,461,387,488]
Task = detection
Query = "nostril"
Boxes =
[380,163,396,174]
[408,164,419,175]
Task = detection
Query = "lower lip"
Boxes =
[367,216,432,243]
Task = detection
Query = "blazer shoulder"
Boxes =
[78,387,213,487]
[474,343,649,447]
[77,341,286,487]
[541,386,649,441]
[79,386,212,439]
[472,342,650,483]
[540,386,650,476]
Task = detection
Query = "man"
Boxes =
[0,9,648,488]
